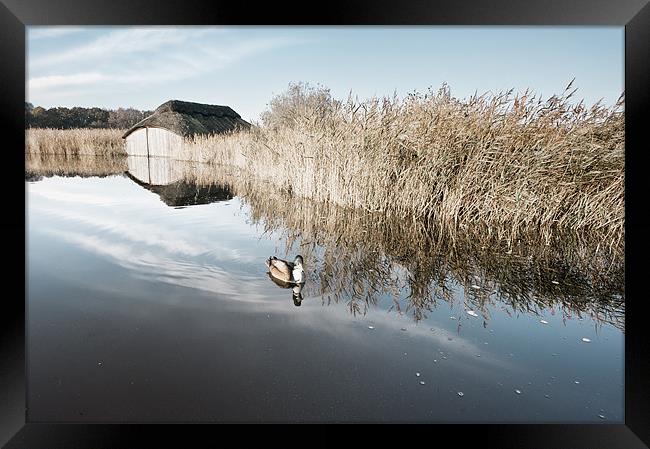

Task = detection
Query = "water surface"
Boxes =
[26,155,624,422]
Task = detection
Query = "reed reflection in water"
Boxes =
[26,153,624,330]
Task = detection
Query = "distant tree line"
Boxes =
[25,102,153,129]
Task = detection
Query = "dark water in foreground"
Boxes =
[26,157,624,422]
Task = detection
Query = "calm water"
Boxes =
[26,156,624,422]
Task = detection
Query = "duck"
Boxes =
[266,255,305,284]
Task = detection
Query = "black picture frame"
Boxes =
[2,0,649,446]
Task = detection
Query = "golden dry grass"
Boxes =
[184,83,625,251]
[26,128,126,157]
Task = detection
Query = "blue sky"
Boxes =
[27,26,623,122]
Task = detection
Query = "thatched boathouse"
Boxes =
[122,100,250,157]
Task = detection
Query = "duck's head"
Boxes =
[293,255,304,269]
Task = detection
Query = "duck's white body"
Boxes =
[292,267,304,283]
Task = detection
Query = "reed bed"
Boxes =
[183,82,625,251]
[26,128,126,157]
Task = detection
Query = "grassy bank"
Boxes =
[26,82,625,249]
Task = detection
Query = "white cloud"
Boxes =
[28,28,310,100]
[31,28,206,68]
[29,68,196,92]
[29,72,109,89]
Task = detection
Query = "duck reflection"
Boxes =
[267,274,305,306]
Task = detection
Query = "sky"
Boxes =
[27,26,624,123]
